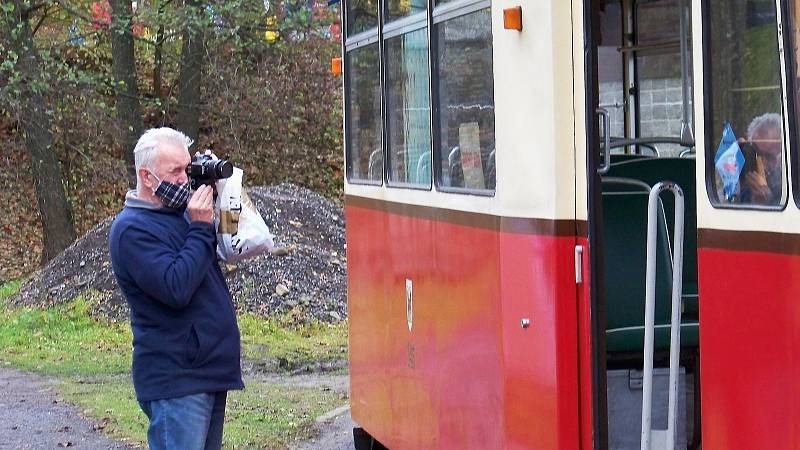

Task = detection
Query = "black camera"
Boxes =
[189,154,234,190]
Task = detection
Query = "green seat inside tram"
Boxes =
[606,157,699,320]
[601,161,700,353]
[602,191,698,353]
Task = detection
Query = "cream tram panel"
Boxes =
[344,0,578,222]
[691,0,800,235]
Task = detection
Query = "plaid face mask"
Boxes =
[150,173,191,210]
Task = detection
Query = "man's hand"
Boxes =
[743,171,772,204]
[196,149,217,159]
[187,184,215,223]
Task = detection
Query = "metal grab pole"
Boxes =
[597,107,611,174]
[641,182,685,450]
[678,0,694,146]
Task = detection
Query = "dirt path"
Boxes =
[0,367,138,450]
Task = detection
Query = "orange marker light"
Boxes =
[331,57,343,76]
[503,6,522,31]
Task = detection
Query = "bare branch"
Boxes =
[31,4,50,36]
[26,2,52,14]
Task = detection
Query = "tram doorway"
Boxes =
[583,0,700,448]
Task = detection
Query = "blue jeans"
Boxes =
[139,392,228,450]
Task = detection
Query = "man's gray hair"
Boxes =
[747,112,782,140]
[133,127,193,190]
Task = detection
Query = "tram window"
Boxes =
[346,0,378,36]
[345,43,383,183]
[635,0,692,156]
[434,8,496,192]
[385,0,425,23]
[385,28,432,187]
[599,0,625,139]
[704,0,787,208]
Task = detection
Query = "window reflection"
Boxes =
[346,43,383,182]
[346,0,378,36]
[385,0,426,23]
[435,9,496,191]
[706,0,785,207]
[385,28,432,186]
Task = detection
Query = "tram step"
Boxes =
[607,368,690,449]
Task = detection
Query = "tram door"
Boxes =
[577,0,701,448]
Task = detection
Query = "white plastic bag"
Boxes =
[214,167,274,262]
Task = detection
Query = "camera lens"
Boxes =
[214,160,233,178]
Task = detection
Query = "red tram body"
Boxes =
[347,201,585,447]
[338,0,800,448]
[697,237,800,447]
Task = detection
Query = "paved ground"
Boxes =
[271,373,355,450]
[295,404,355,450]
[0,367,355,450]
[0,368,138,450]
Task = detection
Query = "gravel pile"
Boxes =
[11,183,347,323]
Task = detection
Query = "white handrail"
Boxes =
[641,181,685,450]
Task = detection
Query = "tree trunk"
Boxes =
[3,1,76,263]
[154,26,164,97]
[153,0,166,99]
[176,0,205,148]
[109,0,143,188]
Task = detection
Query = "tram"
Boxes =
[338,0,800,448]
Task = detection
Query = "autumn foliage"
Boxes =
[0,0,343,281]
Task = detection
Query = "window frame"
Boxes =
[780,0,800,209]
[345,0,379,39]
[430,0,496,196]
[344,0,384,185]
[382,14,434,190]
[629,0,695,154]
[343,0,496,194]
[700,0,790,211]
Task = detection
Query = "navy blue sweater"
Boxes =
[108,202,244,401]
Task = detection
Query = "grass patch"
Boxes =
[0,280,21,302]
[58,377,147,446]
[0,295,132,376]
[239,313,348,370]
[0,290,350,449]
[60,376,346,449]
[224,381,346,449]
[0,295,348,375]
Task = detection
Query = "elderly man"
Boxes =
[741,112,784,205]
[108,127,243,450]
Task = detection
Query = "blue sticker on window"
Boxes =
[714,123,745,202]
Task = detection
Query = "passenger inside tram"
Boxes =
[713,112,785,207]
[740,113,784,205]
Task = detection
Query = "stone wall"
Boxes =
[600,77,693,156]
